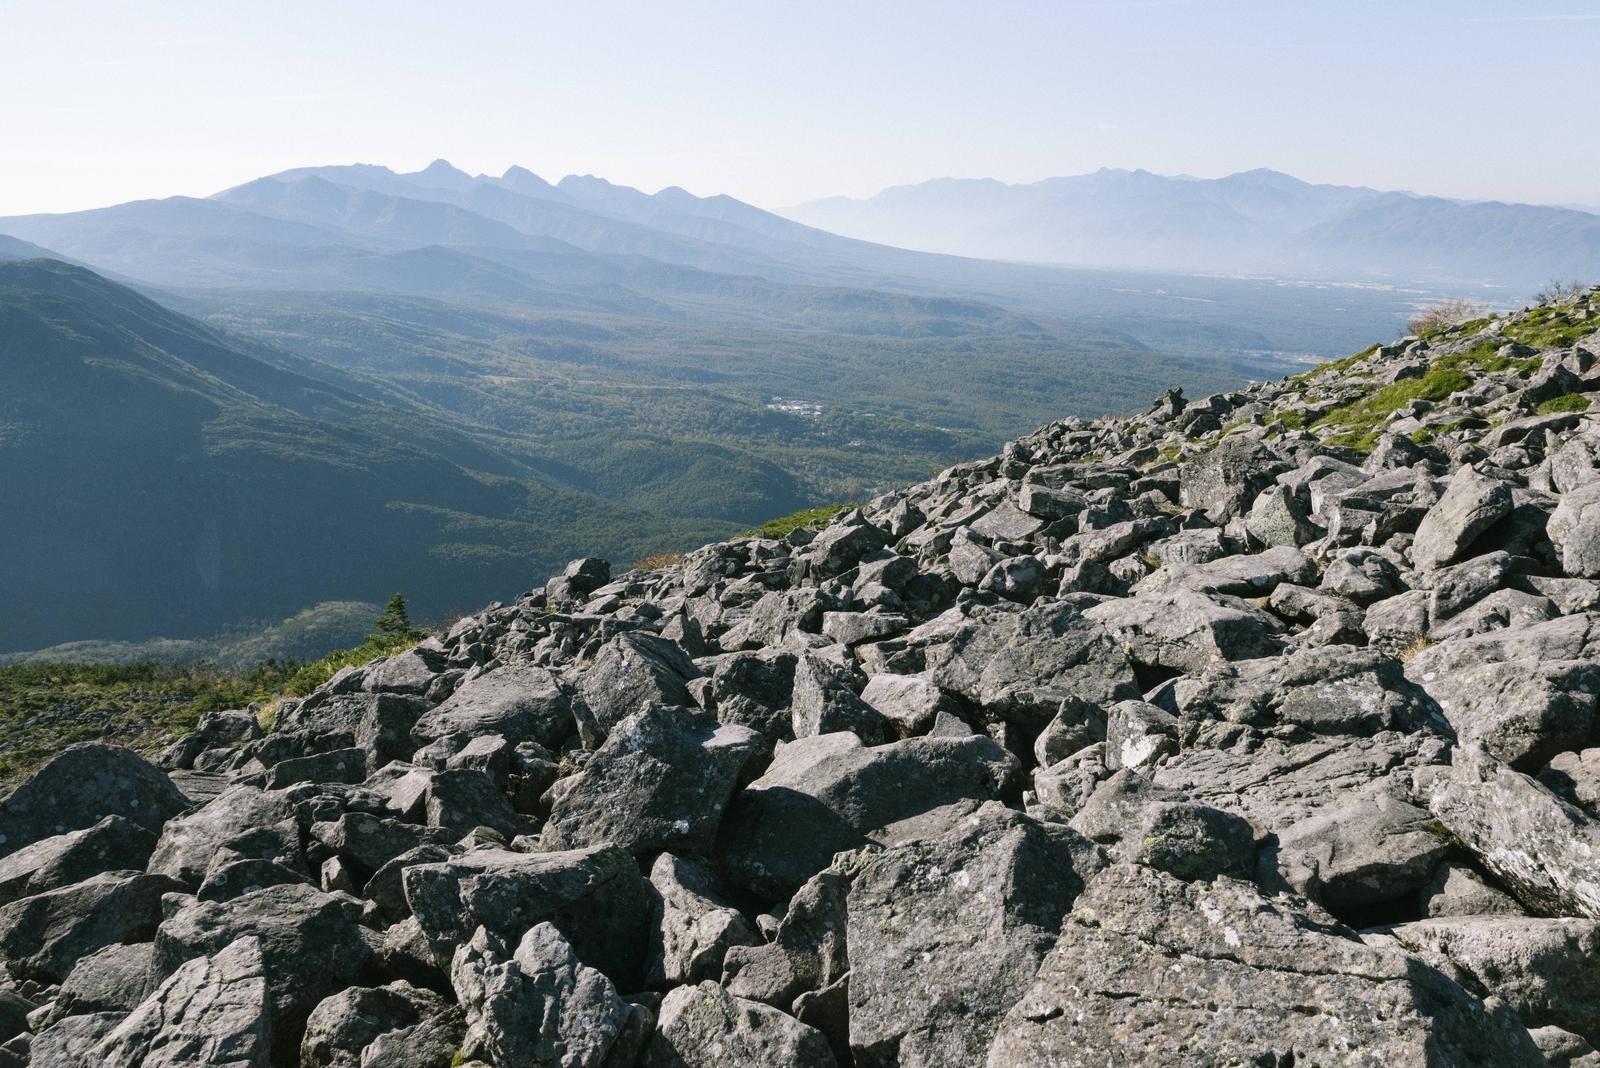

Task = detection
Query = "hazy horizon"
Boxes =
[3,1,1598,217]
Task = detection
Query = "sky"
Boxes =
[2,0,1597,216]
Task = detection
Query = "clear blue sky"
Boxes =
[2,0,1596,215]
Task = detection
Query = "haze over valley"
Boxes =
[0,158,1471,655]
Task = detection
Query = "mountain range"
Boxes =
[784,168,1600,288]
[0,159,1514,653]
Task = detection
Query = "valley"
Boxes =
[0,162,1471,657]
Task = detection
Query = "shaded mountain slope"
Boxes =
[0,260,735,651]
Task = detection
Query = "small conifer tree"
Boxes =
[371,593,425,642]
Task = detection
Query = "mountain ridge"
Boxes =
[783,166,1600,287]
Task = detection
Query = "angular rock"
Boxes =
[147,784,300,888]
[1423,744,1600,919]
[1551,482,1600,578]
[1179,436,1287,523]
[1155,730,1446,838]
[1411,465,1514,570]
[93,936,271,1068]
[987,863,1543,1066]
[413,662,573,749]
[646,853,760,987]
[0,814,156,906]
[705,650,797,740]
[925,600,1137,732]
[1068,770,1254,882]
[301,981,458,1068]
[1084,587,1282,675]
[0,743,188,859]
[403,844,650,984]
[452,922,649,1068]
[50,941,158,1021]
[1385,916,1600,1045]
[0,869,182,982]
[859,672,961,738]
[1103,700,1179,772]
[542,704,759,856]
[575,633,698,747]
[424,768,527,839]
[1246,483,1319,547]
[153,883,377,1052]
[649,981,835,1068]
[1173,645,1434,739]
[847,802,1103,1067]
[278,692,430,768]
[1263,779,1450,912]
[1419,861,1523,918]
[717,732,1020,898]
[1405,615,1600,769]
[789,654,890,744]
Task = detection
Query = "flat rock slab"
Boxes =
[986,864,1544,1067]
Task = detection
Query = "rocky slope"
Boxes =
[3,287,1600,1066]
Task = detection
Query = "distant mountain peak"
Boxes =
[558,174,621,192]
[408,159,477,190]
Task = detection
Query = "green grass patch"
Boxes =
[1433,342,1542,376]
[0,659,297,785]
[1311,366,1473,452]
[281,633,420,697]
[1503,307,1599,350]
[1536,393,1593,415]
[741,503,848,539]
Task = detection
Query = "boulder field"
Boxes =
[4,288,1600,1065]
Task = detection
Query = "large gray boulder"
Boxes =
[575,633,698,747]
[1155,731,1447,838]
[847,802,1104,1067]
[0,814,156,906]
[1411,466,1514,570]
[1083,587,1283,674]
[1262,779,1450,911]
[451,922,649,1068]
[649,981,835,1068]
[986,863,1544,1066]
[278,692,430,767]
[1405,616,1600,769]
[716,732,1020,899]
[403,844,651,985]
[0,869,182,982]
[646,853,760,987]
[542,704,760,856]
[48,941,158,1021]
[1068,771,1254,882]
[790,654,891,744]
[1178,436,1287,523]
[859,673,960,738]
[412,662,572,749]
[0,743,189,858]
[423,768,528,839]
[300,982,459,1068]
[1422,744,1600,919]
[146,783,300,888]
[153,882,378,1053]
[1384,916,1600,1046]
[721,858,853,1010]
[1135,544,1318,597]
[1550,481,1600,578]
[1171,645,1433,739]
[924,600,1138,730]
[92,936,272,1068]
